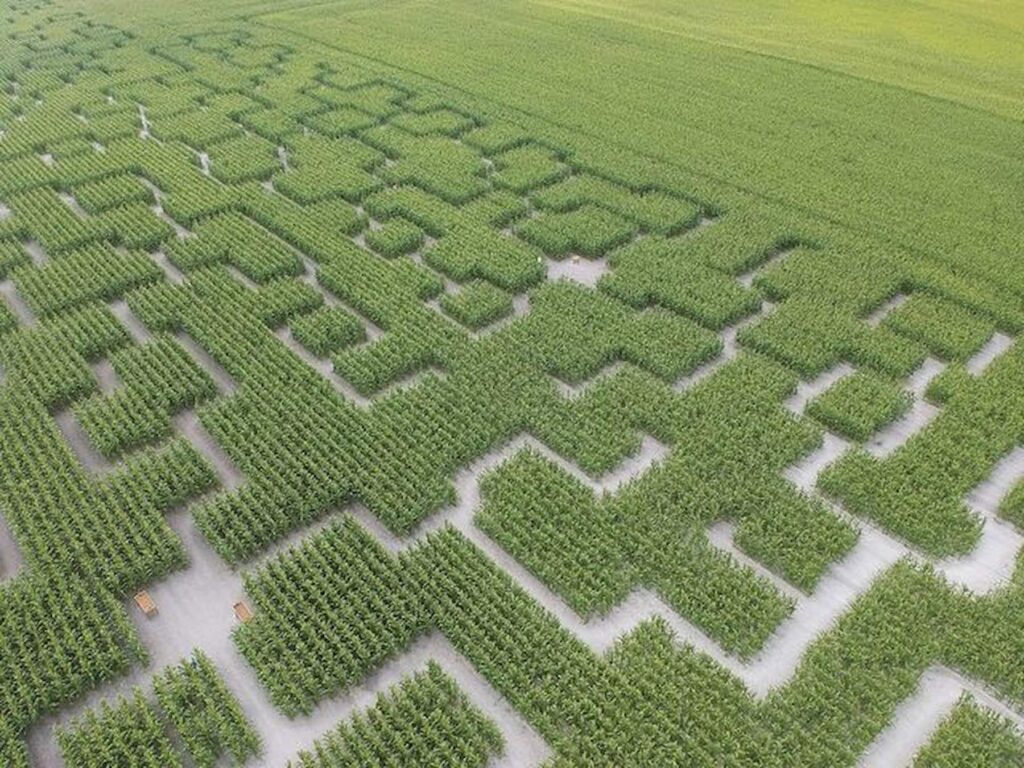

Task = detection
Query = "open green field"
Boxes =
[447,0,1024,119]
[260,0,1024,286]
[1,0,1024,765]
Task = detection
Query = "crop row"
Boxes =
[4,187,171,255]
[439,280,514,330]
[289,305,366,357]
[236,518,426,715]
[72,174,153,215]
[235,508,1024,766]
[288,663,502,768]
[0,304,129,407]
[911,696,1024,767]
[75,334,217,457]
[821,337,1024,556]
[14,242,161,318]
[0,380,214,592]
[0,241,30,280]
[805,370,911,442]
[58,690,179,768]
[3,14,1024,768]
[0,573,145,739]
[153,650,261,767]
[363,217,423,258]
[167,210,304,284]
[746,242,1020,379]
[273,133,382,204]
[0,303,216,607]
[205,134,280,184]
[57,651,260,768]
[0,298,16,335]
[531,173,703,236]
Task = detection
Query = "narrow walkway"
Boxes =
[0,509,24,581]
[109,299,152,344]
[966,331,1014,375]
[545,254,609,287]
[784,363,854,415]
[53,409,113,475]
[673,301,775,392]
[0,279,36,327]
[858,665,1024,767]
[736,245,796,288]
[866,358,944,457]
[863,293,907,327]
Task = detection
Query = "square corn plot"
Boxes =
[807,371,911,442]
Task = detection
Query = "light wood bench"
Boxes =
[233,600,253,623]
[134,590,157,617]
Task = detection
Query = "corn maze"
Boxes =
[1,1,1023,766]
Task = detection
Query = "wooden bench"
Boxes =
[233,600,253,623]
[133,590,157,617]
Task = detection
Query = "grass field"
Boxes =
[523,0,1024,119]
[1,0,1024,766]
[255,0,1024,290]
